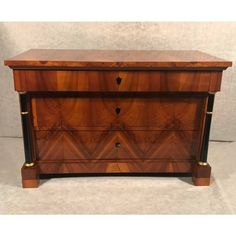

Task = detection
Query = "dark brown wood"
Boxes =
[4,49,232,188]
[19,92,34,165]
[4,49,232,69]
[199,94,215,163]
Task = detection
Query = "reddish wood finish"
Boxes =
[4,49,232,188]
[31,95,205,131]
[35,130,199,161]
[22,179,40,188]
[13,70,222,92]
[192,163,211,186]
[21,164,39,188]
[5,49,232,69]
[38,160,193,174]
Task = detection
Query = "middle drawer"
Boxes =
[31,95,204,131]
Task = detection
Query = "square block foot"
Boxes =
[21,164,40,188]
[192,162,211,186]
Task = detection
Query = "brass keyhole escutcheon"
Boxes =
[115,142,121,148]
[115,107,121,114]
[116,77,122,85]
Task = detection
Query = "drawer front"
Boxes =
[14,70,222,92]
[35,130,199,161]
[31,95,205,131]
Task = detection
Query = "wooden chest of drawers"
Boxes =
[5,49,232,188]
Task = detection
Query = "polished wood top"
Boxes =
[4,49,232,69]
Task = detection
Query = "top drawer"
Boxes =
[13,70,222,92]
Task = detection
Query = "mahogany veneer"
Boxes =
[5,49,232,188]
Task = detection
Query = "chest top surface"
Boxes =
[4,49,232,69]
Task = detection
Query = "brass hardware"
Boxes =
[115,142,121,148]
[206,112,213,115]
[19,91,27,94]
[21,111,29,115]
[25,162,34,167]
[198,161,208,166]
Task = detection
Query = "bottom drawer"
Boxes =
[38,160,193,174]
[35,130,199,161]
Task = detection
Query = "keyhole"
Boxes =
[116,77,122,85]
[115,107,121,114]
[115,142,121,148]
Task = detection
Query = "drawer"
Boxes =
[14,70,222,92]
[35,130,199,161]
[31,95,205,131]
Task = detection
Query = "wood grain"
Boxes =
[13,70,223,92]
[38,160,193,174]
[35,130,199,161]
[5,49,232,69]
[4,49,232,187]
[31,95,205,131]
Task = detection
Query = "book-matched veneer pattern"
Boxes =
[35,130,199,161]
[13,70,222,92]
[31,95,205,131]
[4,49,232,187]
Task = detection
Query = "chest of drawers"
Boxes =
[4,49,232,188]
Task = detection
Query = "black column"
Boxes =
[19,92,34,166]
[199,93,215,163]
